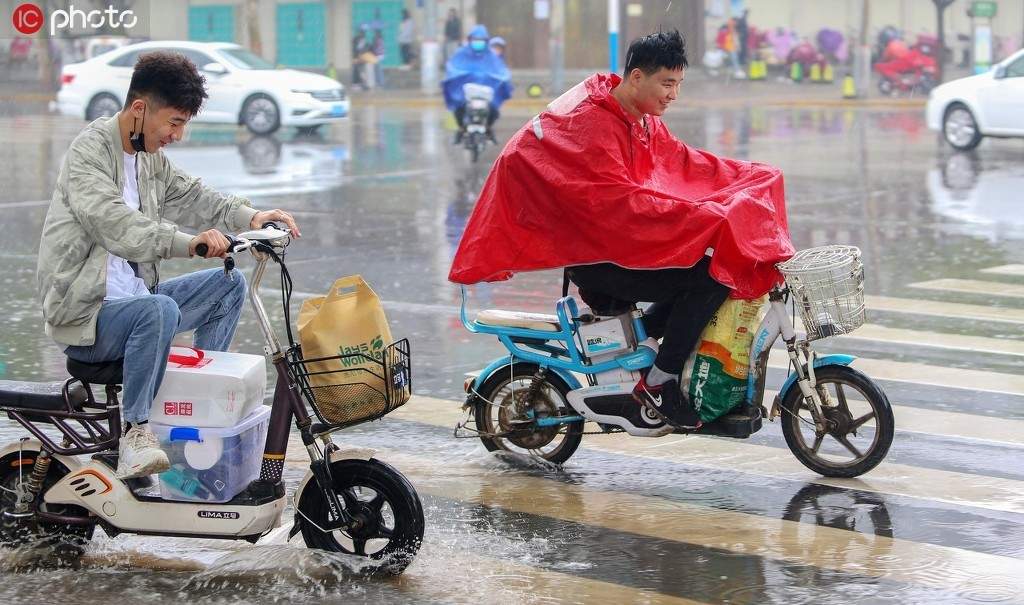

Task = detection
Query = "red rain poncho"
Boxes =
[448,73,794,299]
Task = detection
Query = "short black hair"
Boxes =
[624,30,688,76]
[125,51,208,117]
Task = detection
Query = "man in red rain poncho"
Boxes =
[449,30,794,429]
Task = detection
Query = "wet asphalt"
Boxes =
[0,96,1022,604]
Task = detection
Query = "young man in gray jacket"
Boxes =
[37,52,301,479]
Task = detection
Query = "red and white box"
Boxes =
[149,347,267,427]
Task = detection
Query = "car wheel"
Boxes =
[943,103,982,150]
[85,93,121,121]
[241,94,280,135]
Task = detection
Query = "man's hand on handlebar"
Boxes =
[190,229,232,258]
[251,209,301,238]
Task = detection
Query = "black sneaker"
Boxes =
[631,376,702,430]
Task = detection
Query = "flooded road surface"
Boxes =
[0,99,1022,604]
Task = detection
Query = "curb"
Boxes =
[0,93,55,102]
[349,95,928,110]
[0,92,926,109]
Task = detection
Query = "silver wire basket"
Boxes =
[777,245,865,341]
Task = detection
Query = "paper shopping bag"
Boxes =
[297,275,393,424]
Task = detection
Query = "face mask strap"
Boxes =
[129,103,147,153]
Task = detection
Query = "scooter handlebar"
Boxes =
[194,235,240,259]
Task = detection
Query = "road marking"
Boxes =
[838,324,1024,357]
[394,396,1024,515]
[866,294,1024,325]
[285,431,1024,602]
[258,288,1024,395]
[981,265,1024,277]
[763,389,1024,446]
[0,199,48,208]
[910,278,1024,300]
[766,349,1024,396]
[399,549,710,605]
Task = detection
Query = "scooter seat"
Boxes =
[0,380,87,411]
[67,357,123,385]
[476,309,562,332]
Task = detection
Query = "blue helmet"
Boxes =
[489,36,506,48]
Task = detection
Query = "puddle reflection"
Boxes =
[163,129,349,197]
[926,151,1024,242]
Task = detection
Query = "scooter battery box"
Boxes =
[576,314,635,361]
[151,406,271,503]
[150,347,267,428]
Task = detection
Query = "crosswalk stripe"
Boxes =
[399,550,709,605]
[866,294,1024,324]
[765,349,1024,396]
[0,200,48,208]
[910,278,1024,299]
[288,433,1024,602]
[981,265,1024,277]
[393,396,1024,515]
[261,288,1024,395]
[758,389,1024,446]
[838,324,1024,357]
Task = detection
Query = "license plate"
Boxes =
[330,104,347,117]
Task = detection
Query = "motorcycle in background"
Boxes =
[461,82,496,163]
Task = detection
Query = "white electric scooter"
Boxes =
[0,226,423,571]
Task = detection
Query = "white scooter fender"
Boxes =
[41,458,285,538]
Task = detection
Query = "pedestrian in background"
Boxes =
[372,28,387,88]
[352,28,367,90]
[444,8,462,64]
[399,8,416,69]
[736,9,750,66]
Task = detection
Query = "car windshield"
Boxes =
[219,48,275,70]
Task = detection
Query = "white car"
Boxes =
[56,40,350,134]
[926,48,1024,150]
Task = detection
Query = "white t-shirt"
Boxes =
[104,152,151,300]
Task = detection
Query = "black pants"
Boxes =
[568,258,730,374]
[454,105,499,130]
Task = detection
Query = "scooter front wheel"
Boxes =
[297,458,424,575]
[474,364,584,465]
[780,365,894,478]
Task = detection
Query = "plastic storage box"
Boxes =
[149,347,267,428]
[151,406,271,503]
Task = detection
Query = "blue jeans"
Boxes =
[64,268,247,424]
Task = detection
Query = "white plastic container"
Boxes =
[152,406,271,503]
[150,347,267,427]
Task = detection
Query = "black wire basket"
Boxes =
[287,339,412,429]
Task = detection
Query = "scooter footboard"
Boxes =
[43,459,284,538]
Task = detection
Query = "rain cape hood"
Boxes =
[448,73,794,299]
[442,28,513,111]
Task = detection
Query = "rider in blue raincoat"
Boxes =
[442,24,513,143]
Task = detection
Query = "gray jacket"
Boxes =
[37,113,258,346]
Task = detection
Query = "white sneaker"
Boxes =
[116,425,170,479]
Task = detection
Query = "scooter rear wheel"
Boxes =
[474,364,584,465]
[779,365,894,478]
[297,458,424,575]
[0,450,94,567]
